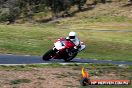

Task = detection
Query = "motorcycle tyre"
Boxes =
[63,52,77,62]
[42,49,54,61]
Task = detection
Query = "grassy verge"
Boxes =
[0,63,63,71]
[0,63,132,71]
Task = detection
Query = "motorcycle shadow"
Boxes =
[43,58,85,63]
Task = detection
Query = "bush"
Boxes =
[0,8,10,22]
[10,79,31,85]
[0,7,20,23]
[0,0,21,23]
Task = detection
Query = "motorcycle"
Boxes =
[42,37,85,62]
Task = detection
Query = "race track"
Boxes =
[0,54,132,65]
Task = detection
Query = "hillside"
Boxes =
[0,0,132,24]
[45,1,132,23]
[32,0,132,24]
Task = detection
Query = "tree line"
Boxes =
[0,0,131,23]
[0,0,88,23]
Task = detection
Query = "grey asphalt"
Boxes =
[0,54,132,65]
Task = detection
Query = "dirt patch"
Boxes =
[0,67,130,88]
[0,68,80,88]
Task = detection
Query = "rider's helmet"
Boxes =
[68,31,76,41]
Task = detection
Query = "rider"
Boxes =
[66,31,81,50]
[54,31,82,51]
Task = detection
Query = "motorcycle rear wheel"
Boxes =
[63,52,77,62]
[42,49,55,61]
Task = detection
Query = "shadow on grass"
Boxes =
[37,5,96,23]
[70,6,95,16]
[122,3,132,7]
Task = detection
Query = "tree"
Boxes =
[0,0,21,23]
[71,0,87,10]
[0,0,87,22]
[101,0,106,4]
[45,0,87,18]
[130,0,132,4]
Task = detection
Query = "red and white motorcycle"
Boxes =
[42,38,85,62]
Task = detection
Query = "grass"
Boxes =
[0,22,132,61]
[0,65,32,71]
[0,1,132,61]
[0,63,131,71]
[10,79,31,85]
[0,63,63,71]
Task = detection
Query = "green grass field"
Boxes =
[0,21,132,61]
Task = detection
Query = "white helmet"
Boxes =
[69,31,76,41]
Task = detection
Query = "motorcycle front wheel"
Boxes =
[42,49,55,61]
